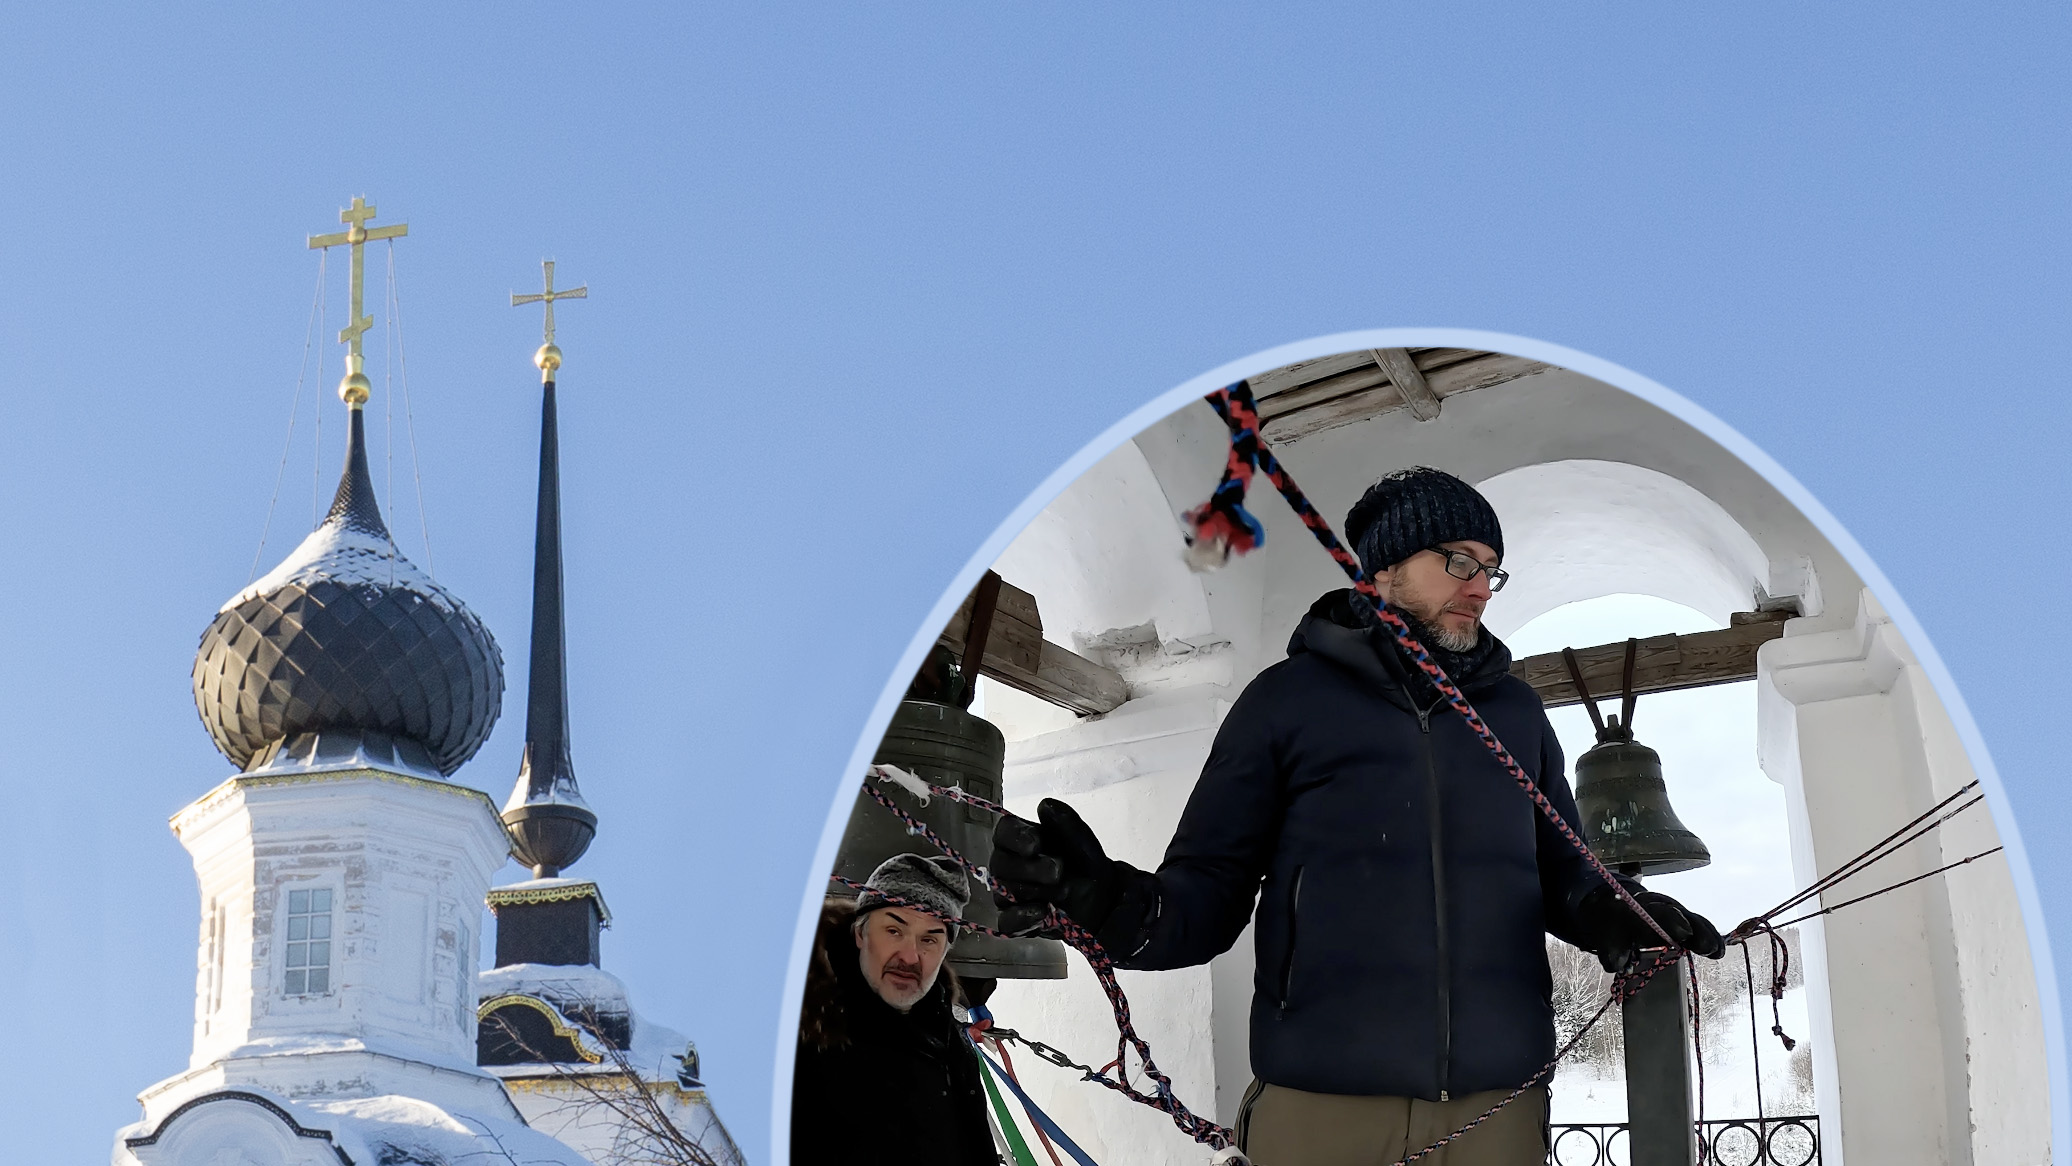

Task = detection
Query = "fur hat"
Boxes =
[1345,467,1504,578]
[854,853,970,936]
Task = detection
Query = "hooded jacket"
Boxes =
[1121,590,1601,1100]
[793,898,998,1166]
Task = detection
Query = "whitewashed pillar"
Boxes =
[1757,590,2044,1166]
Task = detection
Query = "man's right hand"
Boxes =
[990,798,1133,938]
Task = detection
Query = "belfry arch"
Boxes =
[965,350,2048,1166]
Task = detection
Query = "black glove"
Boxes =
[1577,883,1726,974]
[990,798,1150,946]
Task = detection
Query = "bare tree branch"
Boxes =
[481,1006,739,1166]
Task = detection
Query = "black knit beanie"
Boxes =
[1345,467,1504,578]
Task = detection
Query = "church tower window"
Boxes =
[283,888,333,995]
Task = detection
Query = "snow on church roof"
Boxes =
[221,514,468,616]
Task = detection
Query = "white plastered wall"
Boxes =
[980,365,2045,1166]
[1760,592,2047,1166]
[134,768,522,1132]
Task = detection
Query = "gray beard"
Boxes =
[1425,620,1479,653]
[1387,588,1480,653]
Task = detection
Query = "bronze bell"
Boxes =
[829,645,1069,981]
[1563,641,1711,877]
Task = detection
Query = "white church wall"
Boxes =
[1893,629,2049,1163]
[122,1089,348,1166]
[1476,459,1771,634]
[1759,589,2047,1166]
[991,438,1217,655]
[148,768,523,1132]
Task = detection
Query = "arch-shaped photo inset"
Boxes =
[791,338,2056,1166]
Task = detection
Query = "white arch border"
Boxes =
[773,328,2067,1163]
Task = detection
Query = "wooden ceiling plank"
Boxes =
[1410,348,1486,373]
[1261,352,1553,443]
[1256,363,1394,422]
[1248,350,1380,399]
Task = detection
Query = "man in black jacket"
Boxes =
[793,854,999,1166]
[993,467,1723,1165]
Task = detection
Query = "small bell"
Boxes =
[1563,641,1711,877]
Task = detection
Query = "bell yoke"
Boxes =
[991,466,1727,1163]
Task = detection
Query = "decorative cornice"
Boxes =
[485,879,612,924]
[477,993,605,1064]
[496,1070,709,1098]
[123,1089,353,1163]
[174,767,500,836]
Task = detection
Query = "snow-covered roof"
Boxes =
[113,1085,591,1166]
[223,517,464,615]
[477,963,699,1086]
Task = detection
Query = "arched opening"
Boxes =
[807,343,2049,1166]
[1510,594,1812,1127]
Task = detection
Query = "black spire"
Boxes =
[502,376,599,878]
[327,407,390,537]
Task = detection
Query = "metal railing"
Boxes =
[1548,1115,1819,1166]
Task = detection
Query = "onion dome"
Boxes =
[193,405,503,777]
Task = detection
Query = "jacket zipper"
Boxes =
[1418,703,1452,1102]
[1277,865,1305,1011]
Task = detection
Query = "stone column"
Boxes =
[1756,589,2044,1166]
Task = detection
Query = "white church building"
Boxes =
[113,204,739,1166]
[951,345,2053,1166]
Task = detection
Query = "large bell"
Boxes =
[1564,641,1711,877]
[829,695,1069,980]
[1572,734,1711,876]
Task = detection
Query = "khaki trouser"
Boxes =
[1234,1080,1549,1166]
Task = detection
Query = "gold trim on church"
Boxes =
[486,879,614,924]
[477,994,607,1064]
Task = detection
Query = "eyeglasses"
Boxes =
[1426,546,1509,592]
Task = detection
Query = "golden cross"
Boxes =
[512,260,587,346]
[512,261,587,381]
[308,196,407,404]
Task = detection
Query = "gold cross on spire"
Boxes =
[512,260,587,382]
[308,196,408,407]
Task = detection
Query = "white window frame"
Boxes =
[281,885,335,997]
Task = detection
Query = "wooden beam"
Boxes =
[1372,347,1441,422]
[1510,612,1790,709]
[1259,351,1551,444]
[938,579,1130,715]
[1249,348,1483,419]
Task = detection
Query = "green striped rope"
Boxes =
[980,1049,1040,1166]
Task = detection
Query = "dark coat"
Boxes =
[793,898,998,1166]
[1123,590,1601,1100]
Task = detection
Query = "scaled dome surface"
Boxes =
[193,409,504,776]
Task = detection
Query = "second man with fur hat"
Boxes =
[792,853,998,1166]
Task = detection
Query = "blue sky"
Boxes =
[5,5,2071,1162]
